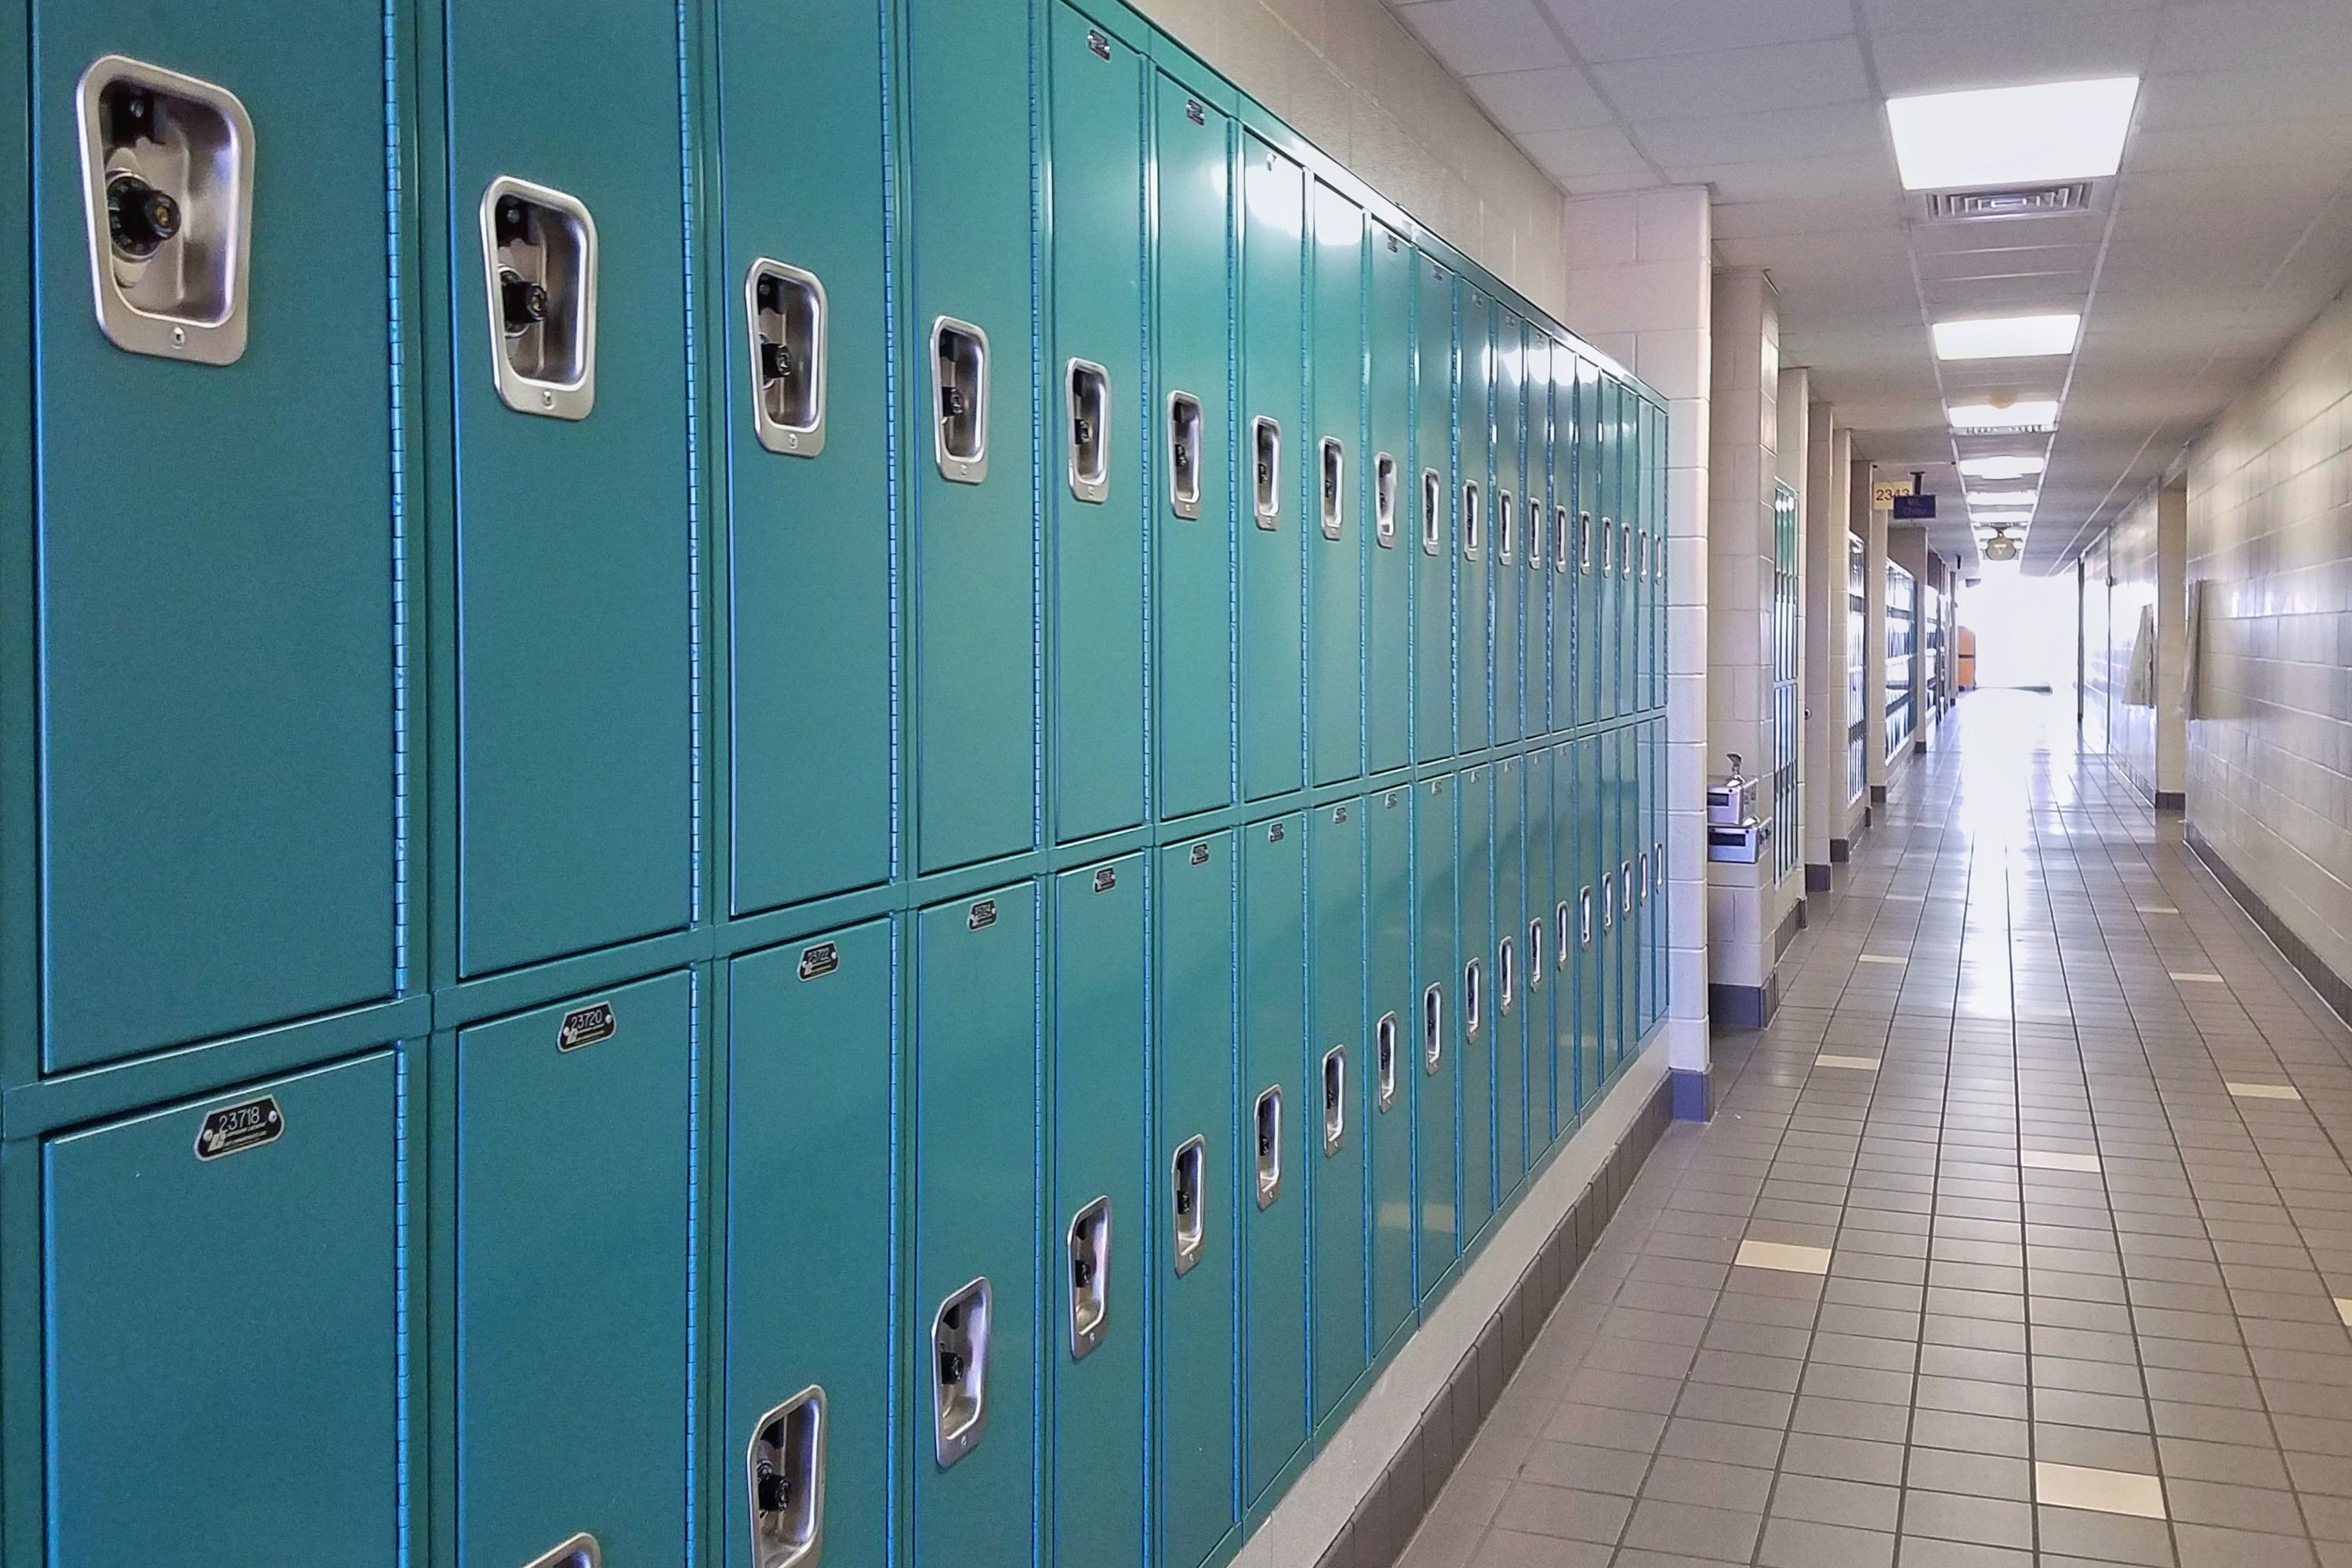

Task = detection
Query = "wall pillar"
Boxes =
[1803,416,1849,882]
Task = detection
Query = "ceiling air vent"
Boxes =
[1923,181,2094,220]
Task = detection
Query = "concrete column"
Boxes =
[1803,415,1848,884]
[1560,184,1713,1116]
[1773,369,1809,937]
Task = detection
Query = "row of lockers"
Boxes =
[35,729,1664,1568]
[2,0,1664,1089]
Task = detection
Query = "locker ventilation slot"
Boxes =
[1067,359,1109,503]
[1375,454,1398,547]
[931,318,989,482]
[1251,416,1281,529]
[1254,1087,1284,1208]
[74,56,255,364]
[1171,1136,1207,1276]
[1377,1012,1399,1111]
[518,1534,599,1568]
[931,1278,992,1468]
[481,176,598,419]
[1319,437,1345,540]
[746,259,827,456]
[1422,984,1444,1074]
[1168,392,1203,519]
[1322,1046,1347,1155]
[1421,470,1443,555]
[746,1387,826,1568]
[1066,1197,1112,1359]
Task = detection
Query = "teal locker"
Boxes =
[1153,74,1236,823]
[1156,831,1239,1568]
[1548,344,1573,735]
[1051,7,1147,844]
[719,0,893,916]
[1548,741,1577,1129]
[1652,401,1670,712]
[1308,180,1365,788]
[1572,737,1601,1112]
[1309,799,1366,1422]
[1597,379,1621,724]
[43,1054,399,1568]
[1633,398,1653,717]
[1492,315,1522,746]
[447,0,695,976]
[1611,728,1633,1073]
[31,13,399,1065]
[1458,285,1493,753]
[1457,764,1493,1240]
[914,882,1040,1568]
[908,0,1040,873]
[1411,252,1455,764]
[1650,717,1668,1035]
[1524,746,1555,1149]
[1616,390,1638,723]
[1411,773,1457,1297]
[1240,812,1307,1501]
[1367,786,1414,1348]
[1367,224,1412,775]
[1573,355,1600,729]
[726,922,893,1568]
[1240,136,1305,804]
[1493,756,1525,1193]
[1529,339,1555,739]
[1053,851,1149,1568]
[459,971,692,1568]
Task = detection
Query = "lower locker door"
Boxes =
[1548,742,1575,1131]
[43,1054,401,1568]
[1618,727,1639,1072]
[913,884,1040,1568]
[726,923,894,1568]
[459,972,693,1568]
[1413,775,1458,1297]
[1494,757,1525,1196]
[1053,855,1149,1568]
[1457,766,1494,1242]
[1311,800,1367,1425]
[1241,814,1307,1501]
[1367,787,1415,1350]
[1524,746,1555,1149]
[1156,833,1240,1568]
[1576,738,1603,1112]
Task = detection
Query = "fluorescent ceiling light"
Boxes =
[1950,401,2059,432]
[1933,314,2081,361]
[1886,77,2140,191]
[1958,455,2046,481]
[1967,489,2039,506]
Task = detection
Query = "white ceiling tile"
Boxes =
[2136,64,2352,128]
[2129,118,2352,174]
[1665,151,1900,205]
[1628,100,1884,169]
[1518,124,1657,183]
[1711,194,1907,239]
[1465,64,1618,133]
[2151,0,2352,74]
[1860,0,2159,39]
[1536,0,1853,64]
[1867,20,2158,96]
[1909,213,2111,255]
[1392,0,1570,76]
[1916,243,2105,281]
[1588,37,1872,122]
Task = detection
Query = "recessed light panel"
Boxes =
[1958,456,2046,480]
[1967,489,2039,506]
[1887,77,2140,191]
[1950,401,2059,432]
[1933,314,2081,361]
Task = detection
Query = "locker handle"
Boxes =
[746,1386,826,1568]
[1422,983,1444,1074]
[1319,437,1345,541]
[1464,958,1483,1039]
[1555,900,1572,969]
[518,1534,599,1568]
[1579,511,1594,573]
[746,259,827,456]
[1251,416,1282,529]
[1374,453,1399,548]
[1167,391,1203,519]
[1461,481,1482,560]
[1529,493,1545,570]
[1638,850,1650,903]
[1497,938,1515,1016]
[1554,506,1570,575]
[1601,874,1613,931]
[1621,861,1634,915]
[1654,840,1665,890]
[1421,469,1443,556]
[1638,525,1651,581]
[931,317,989,483]
[1321,1045,1348,1154]
[930,1278,992,1468]
[481,176,599,420]
[1254,1087,1284,1208]
[1527,920,1546,990]
[1600,517,1613,577]
[1066,359,1110,503]
[1619,521,1633,583]
[1171,1136,1207,1277]
[1066,1196,1112,1359]
[1376,1012,1399,1110]
[1496,489,1515,564]
[1581,886,1595,946]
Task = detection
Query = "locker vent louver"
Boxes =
[1921,181,2094,221]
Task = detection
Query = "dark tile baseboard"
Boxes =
[2187,823,2352,1029]
[1806,862,1833,891]
[1709,977,1779,1030]
[1671,1065,1711,1120]
[1871,784,1888,804]
[2155,789,2185,811]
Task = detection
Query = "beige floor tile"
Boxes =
[2034,1461,2166,1519]
[1735,1240,1832,1276]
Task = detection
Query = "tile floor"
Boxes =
[1399,691,2352,1567]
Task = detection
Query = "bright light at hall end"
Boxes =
[1966,489,2039,506]
[1950,401,2059,432]
[1933,314,2081,361]
[1886,77,2140,191]
[1958,455,2046,481]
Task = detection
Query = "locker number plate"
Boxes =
[557,1002,615,1051]
[798,942,840,982]
[194,1095,283,1160]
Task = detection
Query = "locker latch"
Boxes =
[746,1386,826,1568]
[1319,437,1345,541]
[931,318,990,483]
[1254,1087,1284,1208]
[1497,938,1515,1017]
[1422,983,1445,1075]
[1464,958,1483,1039]
[1621,861,1634,915]
[74,56,256,364]
[1376,1012,1399,1112]
[1581,887,1595,947]
[1067,360,1109,503]
[1528,920,1547,991]
[1530,495,1545,570]
[1168,392,1203,519]
[1374,453,1398,548]
[1252,417,1281,529]
[480,176,599,419]
[517,1534,599,1568]
[746,260,828,456]
[931,1279,992,1468]
[1421,470,1443,556]
[1555,506,1571,575]
[1555,900,1572,970]
[1461,481,1483,559]
[1066,1196,1112,1359]
[1497,490,1514,564]
[1171,1136,1207,1276]
[1321,1045,1347,1155]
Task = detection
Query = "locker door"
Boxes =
[1525,746,1555,1150]
[1457,764,1494,1240]
[1652,402,1669,713]
[1310,799,1367,1423]
[459,972,693,1568]
[1411,253,1455,765]
[1367,225,1412,775]
[720,0,892,916]
[1548,741,1576,1131]
[1529,341,1555,739]
[1412,774,1458,1297]
[1597,379,1620,724]
[915,884,1040,1568]
[1240,136,1305,804]
[1308,181,1365,788]
[1493,756,1525,1193]
[44,1054,399,1568]
[1550,343,1573,736]
[1650,718,1668,1036]
[1156,831,1239,1568]
[1051,9,1147,844]
[726,922,893,1568]
[1241,812,1307,1501]
[1573,737,1602,1113]
[1153,75,1236,823]
[1053,851,1148,1568]
[1573,357,1601,728]
[908,0,1040,873]
[1457,286,1493,753]
[1491,316,1522,747]
[447,0,694,976]
[31,7,399,1065]
[1613,728,1635,1073]
[1367,786,1414,1349]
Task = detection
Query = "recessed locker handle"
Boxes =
[1421,469,1443,555]
[1638,850,1650,902]
[931,317,989,483]
[1252,416,1281,529]
[1639,525,1651,580]
[1374,453,1398,547]
[1067,358,1109,503]
[1581,886,1595,947]
[1322,1045,1348,1155]
[1422,983,1444,1074]
[1254,1086,1284,1208]
[1497,489,1515,563]
[1601,517,1613,576]
[1319,437,1345,541]
[1530,495,1545,570]
[1555,506,1571,575]
[1377,1011,1399,1110]
[1464,958,1483,1039]
[1579,511,1593,572]
[1621,861,1634,914]
[1528,920,1546,990]
[518,1534,599,1568]
[930,1278,992,1468]
[481,176,599,419]
[1497,938,1515,1016]
[1601,873,1615,931]
[746,259,827,456]
[1167,391,1203,520]
[1461,481,1482,559]
[1619,521,1633,583]
[1066,1196,1112,1359]
[1171,1136,1207,1277]
[1654,840,1665,889]
[1555,900,1572,969]
[746,1386,827,1568]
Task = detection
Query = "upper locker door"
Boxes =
[1308,181,1364,789]
[1051,9,1147,845]
[1366,225,1410,776]
[1529,338,1555,739]
[719,0,892,916]
[1240,136,1305,804]
[1491,315,1522,747]
[1573,356,1600,729]
[446,0,695,977]
[1457,284,1493,753]
[1596,376,1621,724]
[1548,343,1573,737]
[31,4,399,1066]
[1651,399,1669,713]
[908,0,1040,874]
[1153,78,1235,825]
[1410,252,1455,766]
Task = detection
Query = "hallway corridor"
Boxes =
[1403,690,2352,1568]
